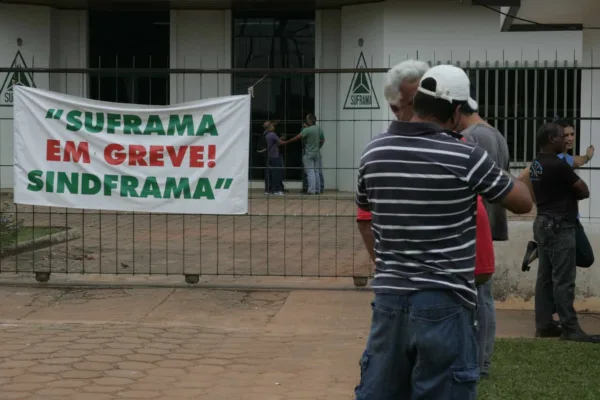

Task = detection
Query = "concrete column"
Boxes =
[579,31,600,220]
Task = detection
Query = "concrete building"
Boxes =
[2,0,600,297]
[0,0,585,191]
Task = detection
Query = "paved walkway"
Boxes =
[1,285,599,399]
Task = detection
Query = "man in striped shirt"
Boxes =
[354,65,533,400]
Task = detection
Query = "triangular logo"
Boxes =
[0,50,36,104]
[343,52,380,110]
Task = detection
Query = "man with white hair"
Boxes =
[354,64,533,399]
[357,59,430,259]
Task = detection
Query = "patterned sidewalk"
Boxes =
[0,323,358,400]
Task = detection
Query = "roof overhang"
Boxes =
[492,0,597,32]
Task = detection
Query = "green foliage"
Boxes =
[0,204,22,254]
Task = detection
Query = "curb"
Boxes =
[0,227,81,258]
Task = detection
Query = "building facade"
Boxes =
[1,0,594,213]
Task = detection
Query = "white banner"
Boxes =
[13,86,250,214]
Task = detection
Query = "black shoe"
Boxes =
[536,321,562,338]
[561,329,600,343]
[522,241,538,272]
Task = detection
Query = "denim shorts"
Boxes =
[355,290,479,400]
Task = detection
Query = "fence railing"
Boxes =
[0,63,595,283]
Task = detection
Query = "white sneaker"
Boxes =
[273,192,284,196]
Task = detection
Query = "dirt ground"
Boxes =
[0,189,536,280]
[1,190,373,279]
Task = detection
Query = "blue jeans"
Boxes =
[303,153,321,194]
[355,291,479,400]
[476,279,496,377]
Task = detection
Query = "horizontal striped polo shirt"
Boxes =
[355,120,513,308]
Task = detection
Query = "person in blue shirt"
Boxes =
[519,119,595,336]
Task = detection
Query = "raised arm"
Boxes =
[572,145,594,168]
[465,146,532,214]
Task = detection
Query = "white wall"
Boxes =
[316,10,341,190]
[170,10,232,104]
[0,4,51,189]
[49,10,87,97]
[330,0,584,192]
[383,0,582,65]
[338,2,386,192]
[578,31,600,220]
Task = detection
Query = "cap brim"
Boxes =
[467,98,478,111]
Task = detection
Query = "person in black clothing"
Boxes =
[529,123,598,342]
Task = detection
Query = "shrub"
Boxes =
[0,205,22,254]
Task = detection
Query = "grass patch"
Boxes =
[16,227,64,243]
[479,338,600,399]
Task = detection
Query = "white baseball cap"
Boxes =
[416,65,478,111]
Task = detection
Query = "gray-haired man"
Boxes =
[357,59,431,261]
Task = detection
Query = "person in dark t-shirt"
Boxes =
[529,122,597,342]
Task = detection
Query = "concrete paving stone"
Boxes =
[186,365,227,375]
[0,369,26,378]
[146,367,187,377]
[162,388,207,398]
[82,385,125,393]
[12,374,58,383]
[116,361,156,371]
[0,392,29,399]
[40,357,81,365]
[104,369,146,379]
[92,377,135,386]
[124,353,164,363]
[106,342,139,350]
[1,383,46,392]
[46,379,89,388]
[35,388,78,396]
[59,370,104,379]
[84,354,123,363]
[52,350,91,358]
[116,390,161,398]
[135,375,178,385]
[72,361,113,371]
[70,394,113,400]
[94,348,134,356]
[129,382,177,391]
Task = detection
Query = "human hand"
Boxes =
[586,145,595,161]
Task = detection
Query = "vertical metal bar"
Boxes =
[524,62,528,162]
[573,60,579,151]
[554,56,558,118]
[543,60,548,125]
[484,60,489,120]
[504,62,509,149]
[563,60,568,119]
[513,62,518,164]
[533,60,538,154]
[148,55,152,276]
[335,54,340,278]
[132,55,136,276]
[494,61,500,131]
[284,54,288,277]
[97,55,102,275]
[115,54,119,275]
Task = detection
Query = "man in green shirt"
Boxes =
[285,114,325,195]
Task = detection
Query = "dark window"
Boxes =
[232,13,315,181]
[467,65,581,163]
[89,11,170,105]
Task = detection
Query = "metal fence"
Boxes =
[0,61,592,284]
